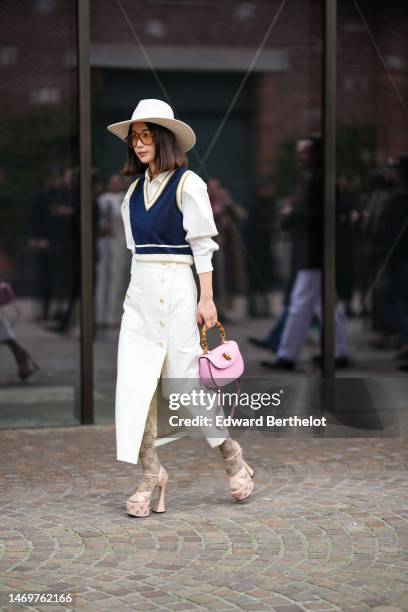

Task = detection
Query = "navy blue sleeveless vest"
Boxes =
[129,167,193,256]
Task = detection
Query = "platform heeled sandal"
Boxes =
[224,442,255,501]
[126,465,168,517]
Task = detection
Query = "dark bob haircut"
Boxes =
[120,122,188,177]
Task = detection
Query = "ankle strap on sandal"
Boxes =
[142,466,165,477]
[223,444,242,461]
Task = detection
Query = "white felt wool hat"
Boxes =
[107,99,196,152]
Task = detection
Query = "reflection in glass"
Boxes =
[336,0,408,380]
[0,2,80,427]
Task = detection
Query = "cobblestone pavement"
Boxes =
[1,427,408,611]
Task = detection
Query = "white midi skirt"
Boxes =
[115,257,229,464]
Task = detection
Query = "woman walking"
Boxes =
[107,99,254,517]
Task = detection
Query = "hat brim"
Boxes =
[107,116,196,153]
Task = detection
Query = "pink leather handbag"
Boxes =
[199,321,244,423]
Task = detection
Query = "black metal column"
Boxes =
[77,0,93,424]
[322,0,337,379]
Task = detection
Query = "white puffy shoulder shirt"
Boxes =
[121,168,219,273]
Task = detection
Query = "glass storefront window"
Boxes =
[0,2,81,427]
[336,1,408,425]
[90,1,324,436]
[2,1,403,432]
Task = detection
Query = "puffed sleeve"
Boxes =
[181,172,220,273]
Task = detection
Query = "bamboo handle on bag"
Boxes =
[200,321,227,355]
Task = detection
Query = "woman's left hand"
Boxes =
[197,297,218,329]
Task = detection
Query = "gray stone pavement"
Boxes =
[1,426,408,612]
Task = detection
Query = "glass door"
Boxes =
[0,1,81,427]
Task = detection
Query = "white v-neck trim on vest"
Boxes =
[143,169,176,211]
